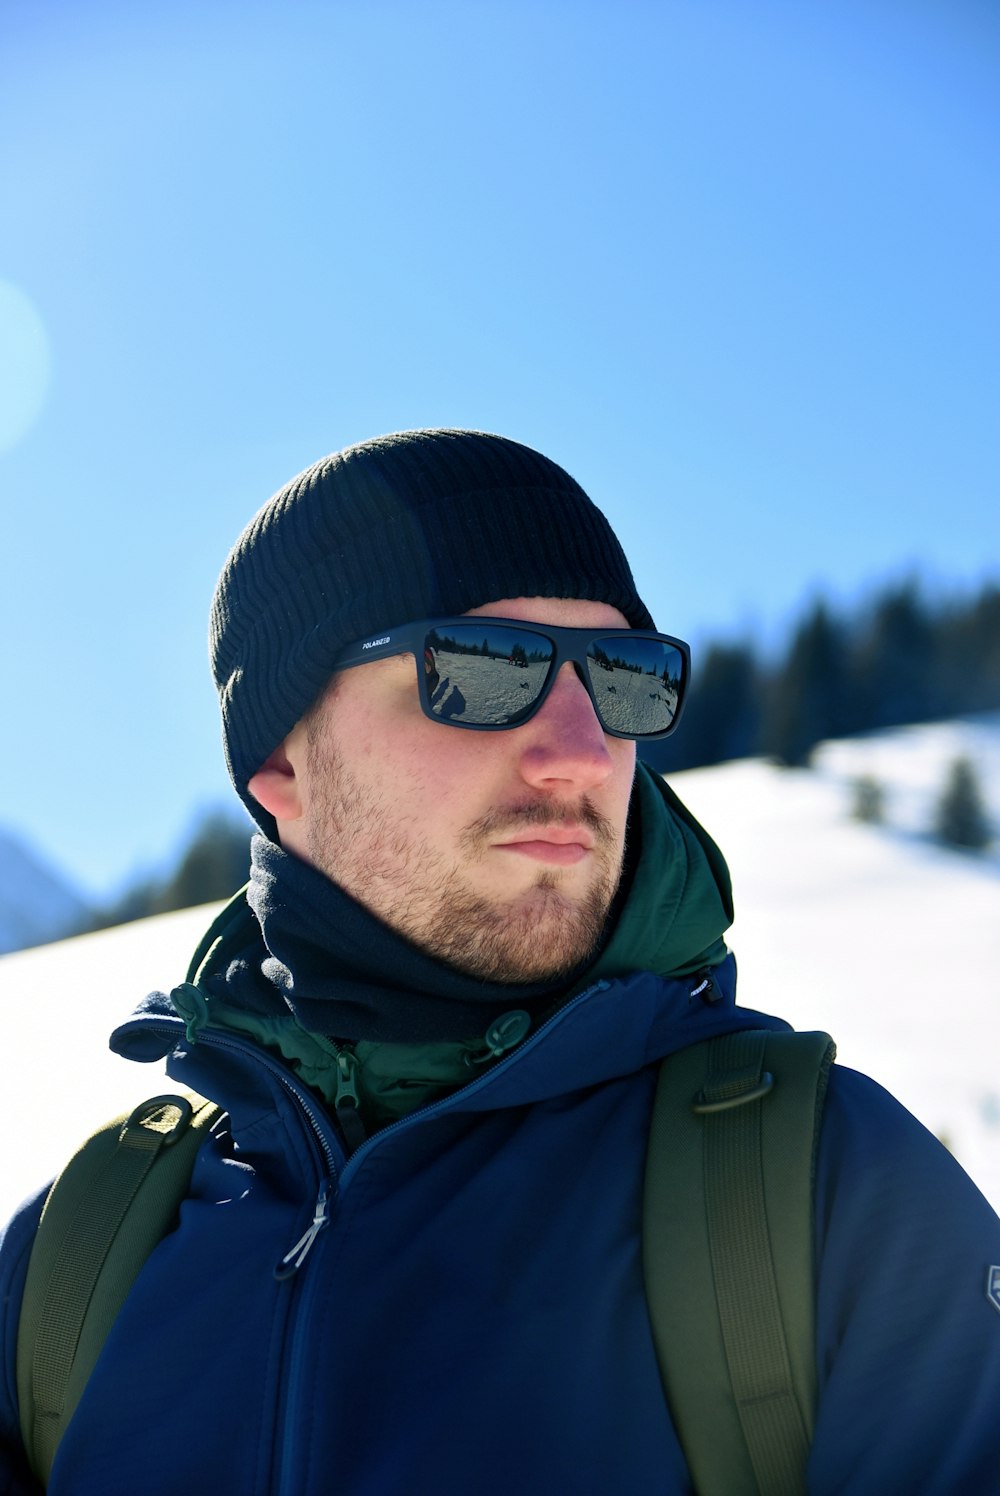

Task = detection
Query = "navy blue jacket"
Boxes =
[3,956,1000,1493]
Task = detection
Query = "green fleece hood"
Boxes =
[582,760,733,987]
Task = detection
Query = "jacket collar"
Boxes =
[111,955,787,1125]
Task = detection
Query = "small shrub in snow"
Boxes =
[933,757,992,852]
[851,775,885,825]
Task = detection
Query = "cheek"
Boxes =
[355,710,480,808]
[611,746,637,824]
[399,726,515,828]
[412,726,491,793]
[338,678,424,771]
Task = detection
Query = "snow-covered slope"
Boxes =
[812,713,1000,859]
[1,715,997,1222]
[0,828,94,954]
[0,901,224,1216]
[672,714,1000,1211]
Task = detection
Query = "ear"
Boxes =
[247,737,304,825]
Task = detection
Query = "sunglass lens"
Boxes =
[423,624,554,725]
[585,637,685,736]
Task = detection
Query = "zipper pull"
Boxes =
[689,969,720,1004]
[465,1009,532,1066]
[275,1179,333,1280]
[333,1048,367,1152]
[484,1010,532,1057]
[168,981,211,1044]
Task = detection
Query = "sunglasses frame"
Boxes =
[331,616,691,740]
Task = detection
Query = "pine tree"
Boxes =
[851,580,939,731]
[151,812,253,913]
[933,757,992,851]
[936,584,1000,716]
[90,810,253,930]
[762,600,849,766]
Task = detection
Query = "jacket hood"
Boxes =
[580,760,733,988]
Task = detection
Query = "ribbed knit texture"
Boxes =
[210,429,653,834]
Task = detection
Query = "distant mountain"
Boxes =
[0,828,94,955]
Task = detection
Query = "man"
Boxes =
[2,428,999,1493]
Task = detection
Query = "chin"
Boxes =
[448,886,609,985]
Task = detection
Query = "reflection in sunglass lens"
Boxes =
[419,622,686,736]
[423,624,555,726]
[585,637,684,736]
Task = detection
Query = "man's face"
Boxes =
[277,597,637,984]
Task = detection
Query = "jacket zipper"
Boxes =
[132,971,707,1494]
[138,964,727,1246]
[141,1020,342,1265]
[138,1021,343,1494]
[335,979,611,1191]
[275,1178,332,1278]
[137,981,614,1238]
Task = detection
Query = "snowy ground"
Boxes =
[1,714,997,1221]
[0,902,225,1218]
[670,713,1000,1212]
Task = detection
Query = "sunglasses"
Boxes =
[331,617,691,739]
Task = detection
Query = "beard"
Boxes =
[301,727,626,985]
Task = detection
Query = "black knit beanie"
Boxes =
[210,428,653,836]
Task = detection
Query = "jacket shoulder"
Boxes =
[809,1064,1000,1490]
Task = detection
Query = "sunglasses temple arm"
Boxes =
[330,625,427,672]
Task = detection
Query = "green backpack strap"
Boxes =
[16,1091,222,1485]
[643,1027,836,1496]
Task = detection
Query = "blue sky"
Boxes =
[2,0,998,901]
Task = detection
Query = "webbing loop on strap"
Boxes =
[121,1094,194,1147]
[693,1071,774,1113]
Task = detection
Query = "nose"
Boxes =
[517,663,617,793]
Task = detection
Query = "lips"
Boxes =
[492,825,595,865]
[495,824,595,850]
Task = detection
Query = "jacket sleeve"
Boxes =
[0,1186,48,1496]
[809,1065,1000,1493]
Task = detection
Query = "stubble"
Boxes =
[302,727,624,984]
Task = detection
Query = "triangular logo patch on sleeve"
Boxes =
[988,1266,1000,1314]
